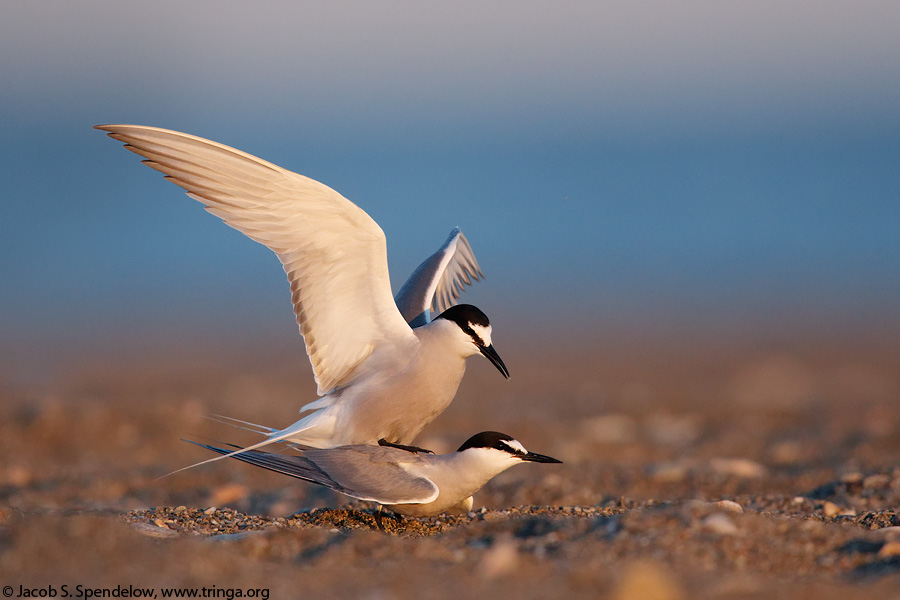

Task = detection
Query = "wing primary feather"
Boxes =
[97,124,416,395]
[185,440,364,497]
[394,227,484,324]
[186,441,436,504]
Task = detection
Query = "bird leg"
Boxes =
[378,439,434,454]
[373,505,387,532]
[373,505,405,532]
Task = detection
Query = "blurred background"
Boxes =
[2,1,899,390]
[3,5,900,594]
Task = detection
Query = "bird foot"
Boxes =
[378,439,434,454]
[373,505,405,532]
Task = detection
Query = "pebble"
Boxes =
[770,441,801,464]
[481,511,508,522]
[5,465,32,487]
[878,541,900,557]
[581,414,638,444]
[612,560,685,600]
[649,462,689,482]
[131,522,179,539]
[700,513,739,535]
[209,483,249,506]
[873,526,900,540]
[709,458,768,478]
[840,472,863,484]
[710,500,743,513]
[822,502,855,517]
[479,537,520,578]
[863,474,890,489]
[645,414,700,446]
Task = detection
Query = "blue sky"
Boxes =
[2,2,899,384]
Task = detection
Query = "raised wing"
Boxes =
[96,125,415,394]
[192,442,439,505]
[394,228,483,327]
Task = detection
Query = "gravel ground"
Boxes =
[3,335,900,598]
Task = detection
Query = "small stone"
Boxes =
[649,462,690,482]
[153,518,170,529]
[801,519,825,531]
[863,474,890,489]
[209,483,249,506]
[878,542,900,557]
[711,500,743,513]
[581,414,638,444]
[792,496,807,505]
[823,502,846,517]
[204,507,217,515]
[6,465,32,487]
[771,441,801,464]
[481,511,505,522]
[709,458,768,478]
[645,414,700,446]
[700,513,739,535]
[131,522,179,539]
[612,560,685,600]
[840,472,863,484]
[874,527,900,541]
[479,537,520,578]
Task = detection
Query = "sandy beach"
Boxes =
[3,329,900,599]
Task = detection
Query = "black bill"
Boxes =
[522,451,563,464]
[479,343,510,379]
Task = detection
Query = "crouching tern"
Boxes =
[190,431,561,517]
[96,125,509,462]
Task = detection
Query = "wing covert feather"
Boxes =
[303,446,439,504]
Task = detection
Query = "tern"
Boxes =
[190,431,561,517]
[96,125,509,461]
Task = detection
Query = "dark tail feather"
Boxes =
[184,440,346,493]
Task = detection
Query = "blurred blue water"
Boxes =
[4,114,897,351]
[2,2,899,384]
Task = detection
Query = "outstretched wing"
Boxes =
[191,441,439,505]
[97,125,415,394]
[394,228,483,327]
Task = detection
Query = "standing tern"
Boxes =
[96,125,509,459]
[190,431,561,517]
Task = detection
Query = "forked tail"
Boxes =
[161,412,331,478]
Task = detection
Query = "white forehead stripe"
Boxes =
[469,323,492,346]
[502,439,527,454]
